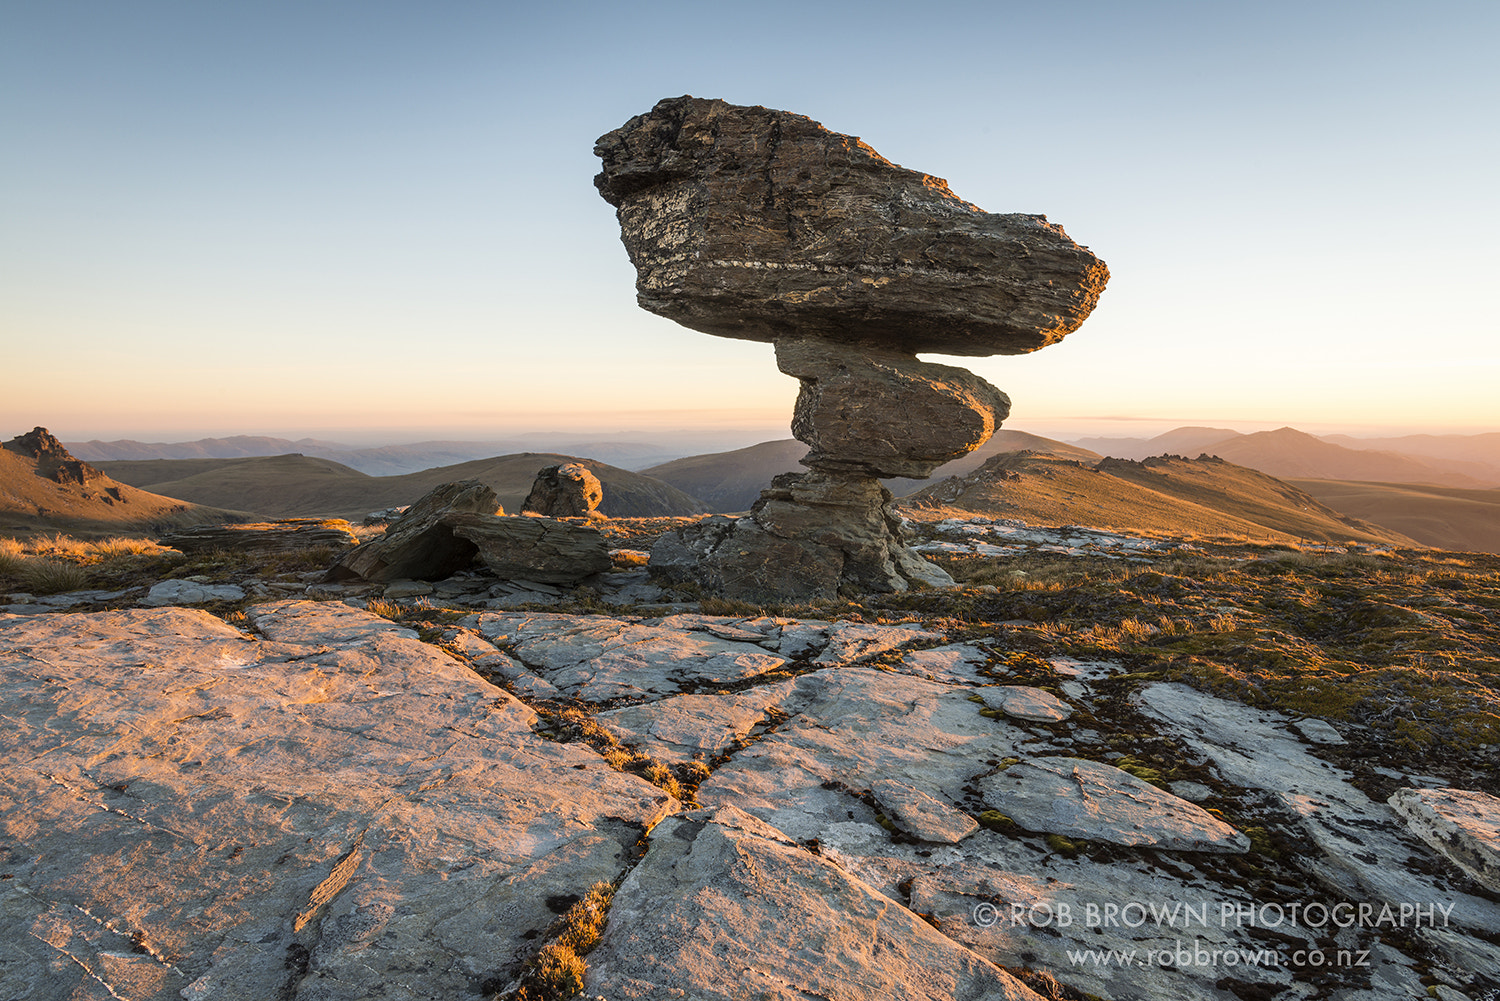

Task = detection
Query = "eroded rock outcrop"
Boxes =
[326,480,609,585]
[597,97,1106,601]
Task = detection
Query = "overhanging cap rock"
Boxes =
[595,95,1109,357]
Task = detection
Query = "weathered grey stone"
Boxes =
[598,680,798,763]
[1134,681,1500,964]
[158,519,359,555]
[467,611,788,702]
[977,685,1073,723]
[870,778,978,844]
[583,806,1044,1001]
[141,578,246,606]
[0,602,675,1001]
[649,477,955,603]
[1292,716,1347,744]
[326,479,501,582]
[1389,787,1500,893]
[698,668,1019,842]
[594,96,1108,357]
[446,512,611,584]
[381,579,432,598]
[521,461,604,518]
[778,337,1012,478]
[898,642,992,683]
[979,757,1249,852]
[813,621,944,667]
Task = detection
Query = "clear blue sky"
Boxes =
[3,0,1496,444]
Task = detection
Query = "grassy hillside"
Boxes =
[644,440,809,512]
[100,452,706,521]
[907,452,1417,547]
[1290,478,1500,554]
[0,447,250,540]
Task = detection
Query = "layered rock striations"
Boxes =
[596,97,1107,600]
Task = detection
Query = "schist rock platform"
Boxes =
[595,96,1109,601]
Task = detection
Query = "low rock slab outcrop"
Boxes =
[0,601,675,1001]
[326,479,610,584]
[597,97,1107,601]
[158,518,359,554]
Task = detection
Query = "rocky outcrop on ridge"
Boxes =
[596,97,1107,600]
[522,461,604,517]
[2,426,106,486]
[326,479,610,585]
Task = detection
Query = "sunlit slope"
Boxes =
[1202,427,1495,488]
[1290,479,1500,555]
[101,452,706,520]
[907,452,1418,547]
[0,448,249,539]
[644,440,810,513]
[884,430,1103,497]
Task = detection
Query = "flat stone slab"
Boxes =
[467,611,789,702]
[814,622,945,667]
[978,685,1072,722]
[583,807,1044,1001]
[897,642,991,683]
[870,778,978,844]
[1390,787,1500,893]
[698,668,1019,842]
[0,603,675,1001]
[598,681,798,763]
[141,579,246,606]
[979,757,1249,852]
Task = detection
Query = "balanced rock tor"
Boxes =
[522,461,604,517]
[597,96,1108,601]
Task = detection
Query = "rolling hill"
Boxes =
[645,430,1103,513]
[1289,479,1500,554]
[906,451,1418,547]
[1069,426,1242,460]
[97,452,706,521]
[0,428,251,539]
[1201,428,1497,489]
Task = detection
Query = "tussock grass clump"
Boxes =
[20,559,90,594]
[509,881,616,1001]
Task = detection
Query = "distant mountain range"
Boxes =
[1069,427,1500,488]
[66,435,704,476]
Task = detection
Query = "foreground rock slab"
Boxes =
[583,806,1043,1001]
[1389,787,1500,893]
[159,519,359,554]
[0,602,675,1001]
[979,756,1249,852]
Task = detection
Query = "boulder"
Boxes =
[594,96,1108,357]
[521,462,604,517]
[159,519,359,555]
